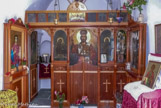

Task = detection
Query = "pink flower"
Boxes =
[54,91,57,95]
[82,96,87,101]
[122,4,126,9]
[76,99,81,105]
[129,0,134,5]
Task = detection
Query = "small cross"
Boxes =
[44,67,49,74]
[103,79,111,92]
[57,79,65,92]
[117,80,125,92]
[15,86,19,92]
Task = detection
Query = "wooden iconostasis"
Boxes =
[3,9,147,108]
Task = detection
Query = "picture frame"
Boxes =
[141,61,161,89]
[155,24,161,54]
[101,54,107,63]
[4,20,27,73]
[54,30,67,61]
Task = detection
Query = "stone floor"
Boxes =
[30,89,51,106]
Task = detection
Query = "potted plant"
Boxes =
[55,91,65,108]
[122,0,147,14]
[76,96,88,108]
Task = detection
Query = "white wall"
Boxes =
[147,0,161,53]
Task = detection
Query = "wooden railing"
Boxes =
[25,10,129,26]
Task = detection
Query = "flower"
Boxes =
[76,96,88,105]
[5,72,11,76]
[122,0,147,14]
[8,18,16,24]
[22,57,27,65]
[55,91,65,103]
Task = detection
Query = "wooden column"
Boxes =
[138,24,143,77]
[50,28,54,107]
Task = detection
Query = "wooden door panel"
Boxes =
[70,73,83,104]
[116,72,127,93]
[30,64,37,100]
[54,73,67,100]
[84,73,97,104]
[12,78,22,103]
[100,73,114,100]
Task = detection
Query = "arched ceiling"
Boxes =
[26,0,127,10]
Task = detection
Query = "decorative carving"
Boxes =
[15,18,24,25]
[117,79,125,92]
[54,66,66,71]
[67,1,87,11]
[101,66,114,71]
[44,67,49,74]
[103,79,111,92]
[117,66,125,71]
[57,79,65,92]
[8,18,24,26]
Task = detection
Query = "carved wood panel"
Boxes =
[100,73,114,100]
[30,64,38,100]
[12,79,22,103]
[84,73,97,104]
[101,66,114,71]
[116,72,127,93]
[54,73,67,100]
[117,66,125,71]
[54,66,67,71]
[70,73,83,103]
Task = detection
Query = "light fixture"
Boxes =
[54,18,58,25]
[108,18,113,24]
[53,0,60,25]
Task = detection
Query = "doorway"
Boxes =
[28,29,51,106]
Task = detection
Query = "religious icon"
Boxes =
[11,31,22,71]
[101,54,107,63]
[55,37,66,56]
[130,31,139,69]
[100,29,114,63]
[54,30,67,61]
[30,31,37,64]
[116,30,126,63]
[69,13,85,22]
[141,61,161,88]
[70,29,97,65]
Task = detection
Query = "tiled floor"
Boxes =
[30,89,51,106]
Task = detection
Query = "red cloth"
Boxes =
[122,89,161,108]
[150,53,161,57]
[122,90,137,108]
[39,64,51,78]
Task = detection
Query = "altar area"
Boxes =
[3,0,147,108]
